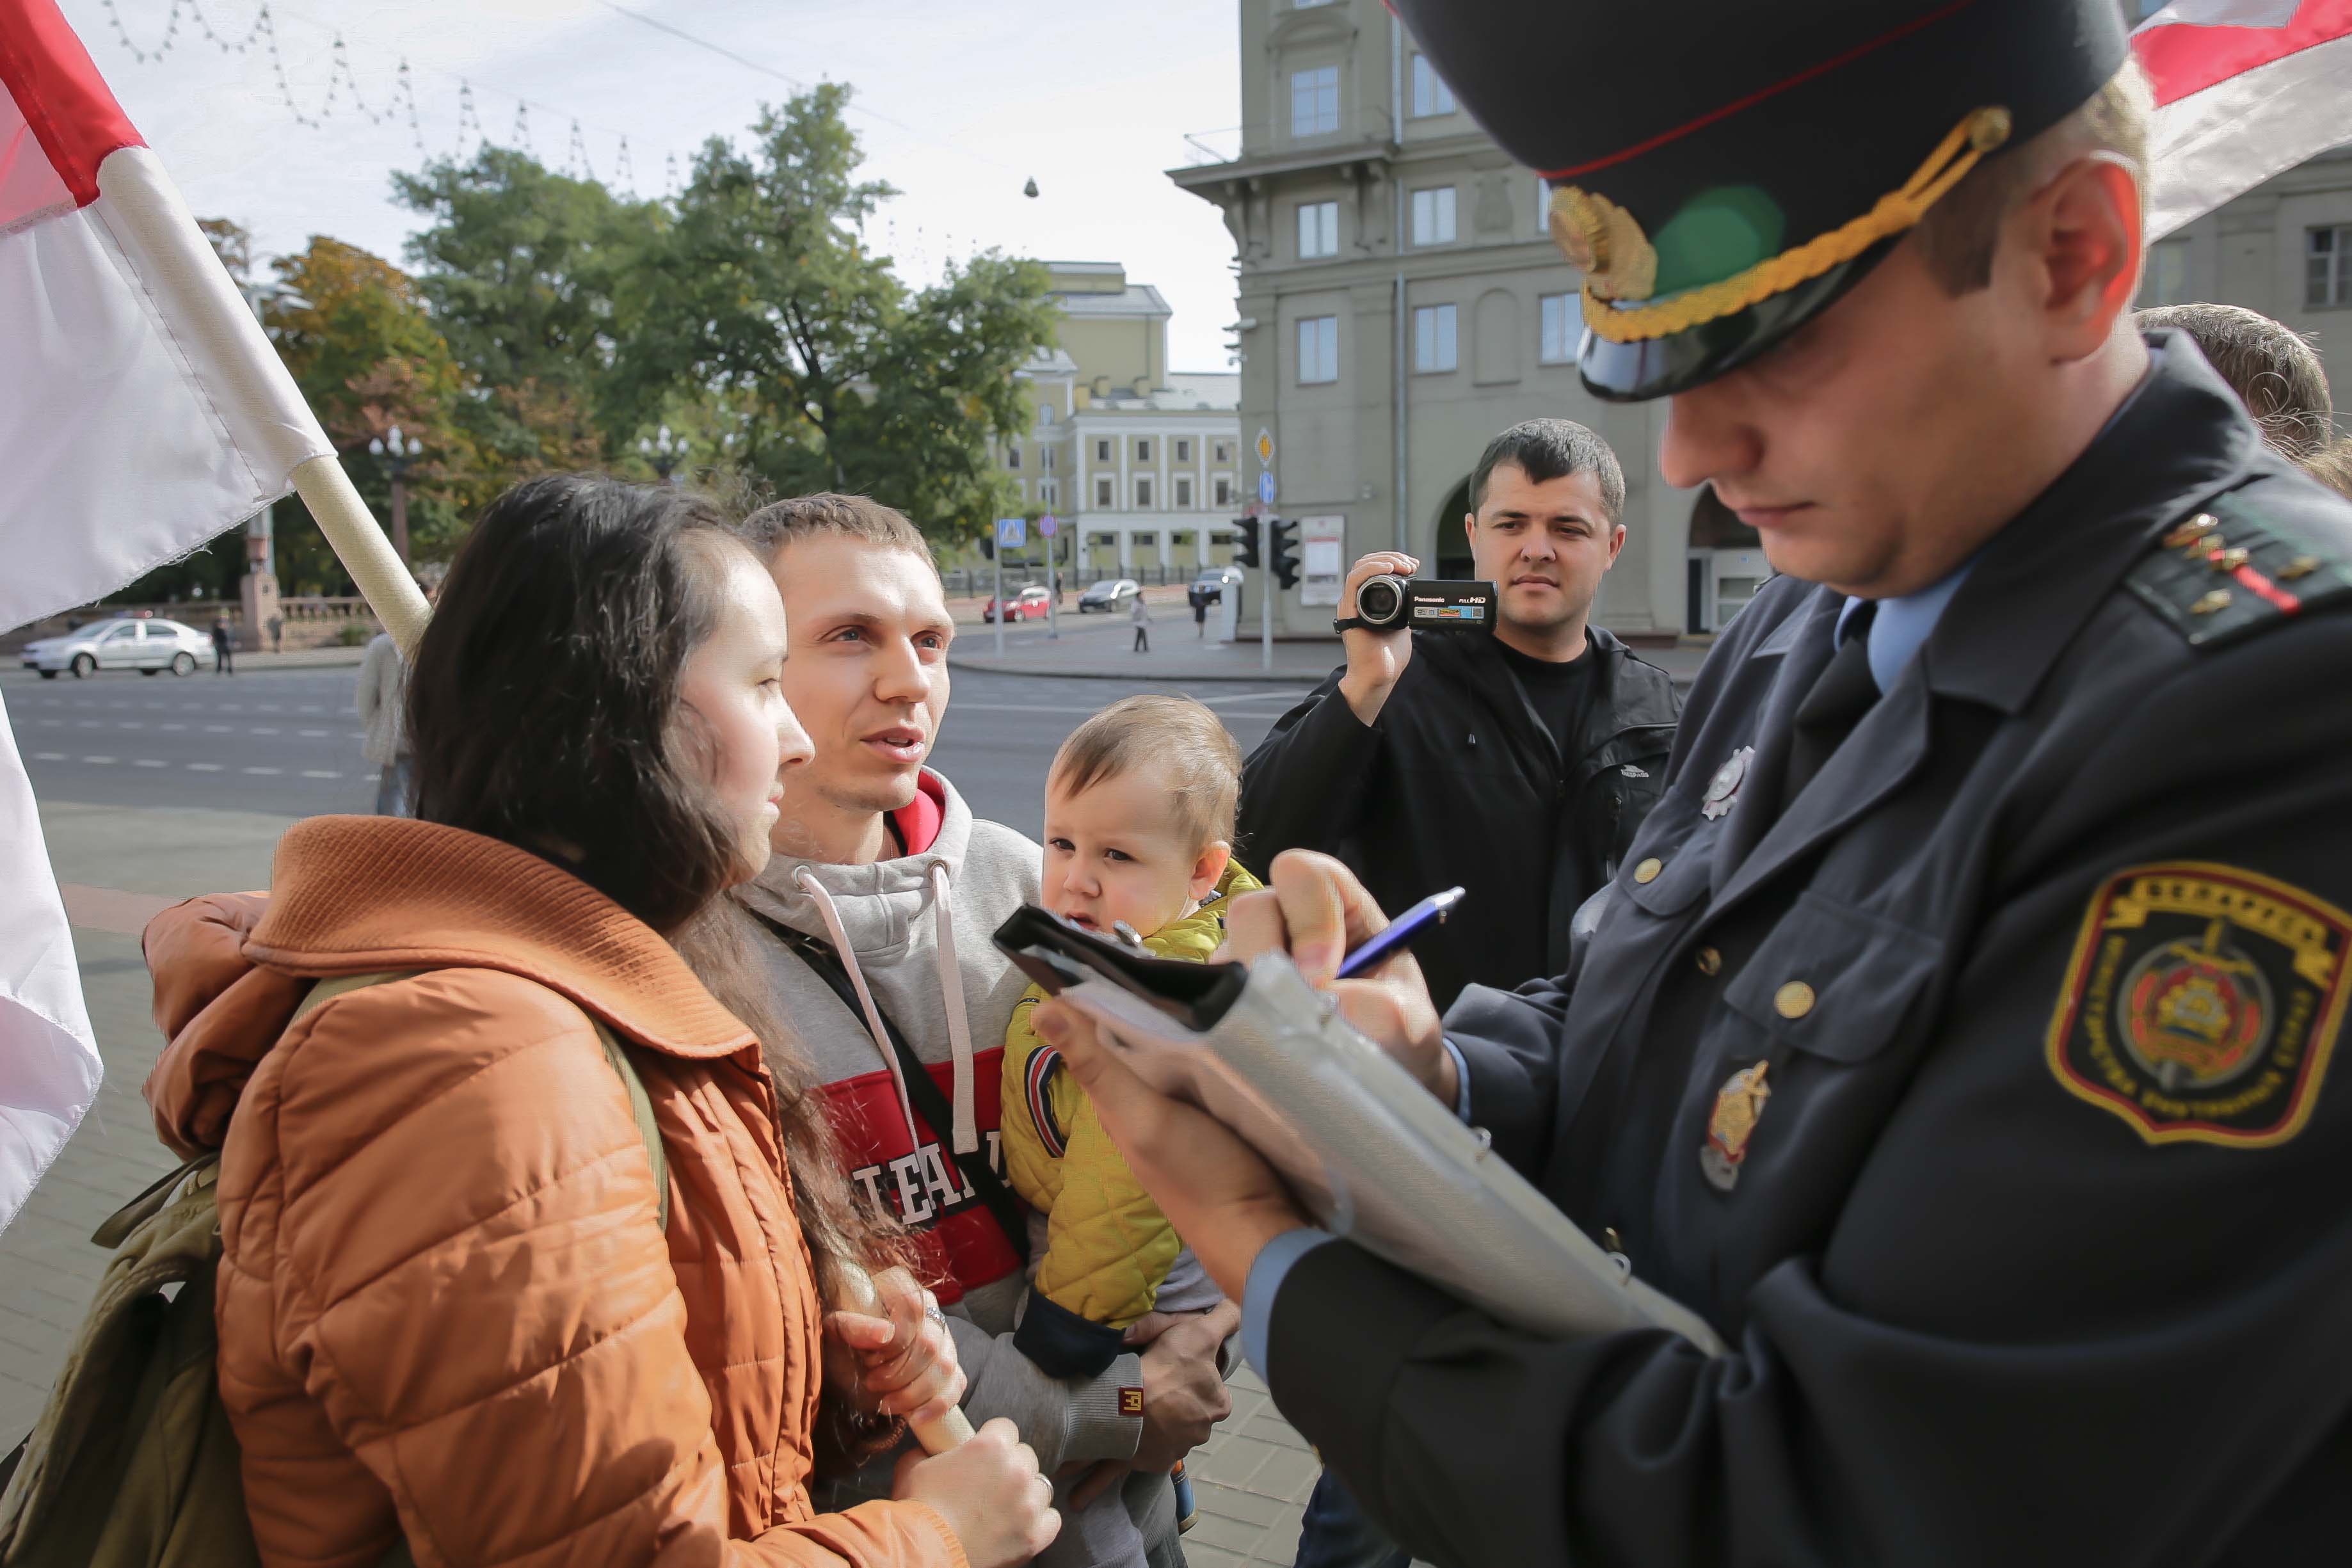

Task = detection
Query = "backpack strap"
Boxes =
[286,972,668,1233]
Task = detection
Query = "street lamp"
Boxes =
[639,424,687,484]
[367,426,424,566]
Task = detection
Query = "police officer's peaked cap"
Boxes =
[1389,0,2132,401]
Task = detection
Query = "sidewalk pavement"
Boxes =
[953,604,1713,687]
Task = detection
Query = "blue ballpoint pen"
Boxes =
[1336,886,1466,979]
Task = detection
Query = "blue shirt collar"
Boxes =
[1834,556,1978,694]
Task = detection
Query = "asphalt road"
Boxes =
[1,664,1315,841]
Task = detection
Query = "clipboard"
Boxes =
[993,906,1724,1354]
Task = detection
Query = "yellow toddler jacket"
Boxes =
[999,860,1261,1374]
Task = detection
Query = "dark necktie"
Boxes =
[1780,604,1880,805]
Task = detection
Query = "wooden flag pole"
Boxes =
[289,454,431,658]
[290,451,969,1453]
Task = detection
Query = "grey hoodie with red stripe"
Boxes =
[736,768,1178,1552]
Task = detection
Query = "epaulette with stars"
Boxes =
[2123,491,2352,649]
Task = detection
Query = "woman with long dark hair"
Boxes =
[142,476,1060,1567]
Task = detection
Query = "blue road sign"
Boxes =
[1038,513,1059,538]
[1258,471,1277,505]
[996,516,1027,550]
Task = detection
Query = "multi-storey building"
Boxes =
[1171,0,2352,639]
[991,262,1242,580]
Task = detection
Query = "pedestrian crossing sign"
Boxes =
[996,516,1026,550]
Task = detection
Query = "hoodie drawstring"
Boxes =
[927,862,979,1156]
[792,867,920,1149]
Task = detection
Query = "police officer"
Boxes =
[1028,1,2352,1563]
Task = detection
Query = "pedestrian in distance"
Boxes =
[207,612,232,675]
[726,493,1234,1568]
[1192,587,1208,638]
[1241,419,1679,1017]
[998,696,1259,1564]
[1130,591,1149,653]
[1034,1,2352,1564]
[354,622,413,816]
[141,474,1058,1568]
[266,611,282,653]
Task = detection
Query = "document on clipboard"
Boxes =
[992,906,1725,1355]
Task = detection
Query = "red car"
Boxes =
[983,585,1053,623]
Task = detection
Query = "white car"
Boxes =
[19,617,211,678]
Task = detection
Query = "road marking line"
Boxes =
[298,728,330,737]
[204,724,230,733]
[242,766,283,775]
[116,721,144,729]
[300,769,342,779]
[80,756,115,764]
[187,762,223,771]
[252,726,280,735]
[159,723,186,730]
[31,751,63,761]
[133,759,168,767]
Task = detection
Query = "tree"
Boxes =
[620,86,1058,541]
[393,147,662,464]
[264,239,475,589]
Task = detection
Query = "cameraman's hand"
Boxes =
[893,1418,1060,1568]
[1337,551,1419,725]
[1220,849,1453,1105]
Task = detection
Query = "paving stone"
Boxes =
[1194,1432,1279,1489]
[1194,1480,1288,1530]
[1183,1509,1270,1556]
[1247,1444,1324,1505]
[1176,1544,1247,1568]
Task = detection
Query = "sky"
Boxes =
[62,0,1247,370]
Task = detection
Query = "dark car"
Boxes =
[1078,578,1140,613]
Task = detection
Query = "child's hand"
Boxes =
[826,1265,965,1429]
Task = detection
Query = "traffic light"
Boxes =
[979,534,995,561]
[1233,517,1262,571]
[1270,520,1301,591]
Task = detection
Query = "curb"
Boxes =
[945,653,1328,685]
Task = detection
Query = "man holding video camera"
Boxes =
[1238,419,1680,1014]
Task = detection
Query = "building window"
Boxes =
[1409,55,1455,118]
[1096,476,1115,507]
[1298,200,1339,259]
[1096,438,1112,462]
[2138,240,2192,308]
[1414,303,1459,372]
[1042,445,1057,470]
[1175,438,1192,463]
[1136,438,1153,462]
[1411,186,1457,246]
[1214,476,1233,507]
[1136,477,1155,508]
[1539,292,1576,364]
[1176,477,1194,508]
[1298,315,1340,384]
[1038,399,1053,426]
[2309,226,2352,308]
[1005,445,1021,470]
[1133,532,1157,548]
[1040,479,1057,507]
[1213,439,1234,463]
[1290,66,1340,138]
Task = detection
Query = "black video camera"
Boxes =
[1348,575,1497,634]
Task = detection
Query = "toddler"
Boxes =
[1000,696,1258,1567]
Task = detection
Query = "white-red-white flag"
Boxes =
[0,0,332,1231]
[2137,0,2352,237]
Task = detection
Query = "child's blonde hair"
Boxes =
[1050,696,1242,854]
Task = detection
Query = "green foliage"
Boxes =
[337,620,374,646]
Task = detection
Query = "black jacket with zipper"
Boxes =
[1238,625,1680,1009]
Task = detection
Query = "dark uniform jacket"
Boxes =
[1262,341,2352,1566]
[1239,626,1679,1008]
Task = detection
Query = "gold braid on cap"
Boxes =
[1555,105,2012,345]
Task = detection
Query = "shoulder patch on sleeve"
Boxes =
[2045,863,2351,1148]
[2122,494,2352,649]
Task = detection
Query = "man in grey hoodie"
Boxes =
[730,495,1234,1567]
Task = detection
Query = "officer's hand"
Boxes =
[1032,1002,1309,1303]
[1219,849,1454,1105]
[1336,551,1418,724]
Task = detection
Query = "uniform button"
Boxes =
[1633,857,1663,884]
[1695,946,1723,977]
[1775,980,1816,1019]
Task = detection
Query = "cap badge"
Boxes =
[1549,186,1658,302]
